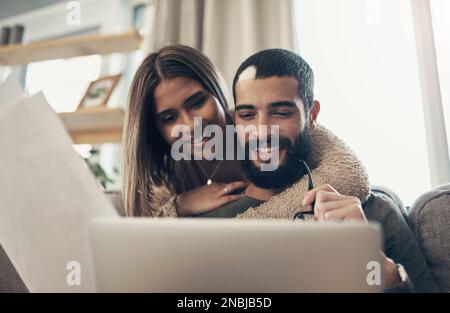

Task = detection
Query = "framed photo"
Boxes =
[77,74,121,110]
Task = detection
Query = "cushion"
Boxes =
[0,244,27,292]
[408,183,450,292]
[105,190,125,216]
[371,185,407,219]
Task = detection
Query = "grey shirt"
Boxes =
[194,191,440,293]
[194,195,265,218]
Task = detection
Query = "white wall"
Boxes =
[0,0,149,190]
[295,0,436,205]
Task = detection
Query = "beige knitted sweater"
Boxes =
[152,125,370,220]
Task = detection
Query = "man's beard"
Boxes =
[241,127,312,189]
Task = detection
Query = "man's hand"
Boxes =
[302,184,367,222]
[303,183,401,288]
[381,252,401,288]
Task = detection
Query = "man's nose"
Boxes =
[254,114,278,139]
[257,113,270,127]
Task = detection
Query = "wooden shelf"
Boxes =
[0,30,142,65]
[59,108,125,144]
[0,30,136,144]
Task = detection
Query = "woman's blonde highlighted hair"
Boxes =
[123,45,231,216]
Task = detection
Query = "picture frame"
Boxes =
[77,74,121,110]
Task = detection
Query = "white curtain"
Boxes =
[143,0,295,92]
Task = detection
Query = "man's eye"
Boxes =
[272,111,294,118]
[238,112,256,120]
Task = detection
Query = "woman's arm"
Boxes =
[147,185,178,217]
[151,182,248,217]
[156,194,178,217]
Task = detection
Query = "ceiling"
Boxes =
[0,0,65,20]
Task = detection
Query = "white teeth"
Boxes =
[257,146,279,153]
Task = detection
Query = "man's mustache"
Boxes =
[245,136,293,152]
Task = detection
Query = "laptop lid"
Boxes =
[89,218,383,292]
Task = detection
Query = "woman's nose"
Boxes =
[179,111,195,131]
[179,111,203,138]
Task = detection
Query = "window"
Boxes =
[295,0,432,205]
[431,0,450,164]
[25,50,102,162]
[25,55,102,113]
[1,0,152,190]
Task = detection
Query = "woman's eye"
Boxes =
[161,113,177,124]
[190,95,207,109]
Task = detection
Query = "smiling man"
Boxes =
[195,48,440,293]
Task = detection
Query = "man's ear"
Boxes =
[309,100,320,130]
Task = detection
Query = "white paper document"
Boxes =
[0,79,118,292]
[0,70,26,112]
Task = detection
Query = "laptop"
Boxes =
[89,218,384,292]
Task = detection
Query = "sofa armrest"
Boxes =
[0,244,28,292]
[105,190,126,216]
[408,183,450,292]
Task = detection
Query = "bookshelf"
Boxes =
[0,30,141,65]
[59,108,125,144]
[0,30,140,144]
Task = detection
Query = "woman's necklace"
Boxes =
[197,160,224,185]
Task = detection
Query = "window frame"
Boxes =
[411,0,450,186]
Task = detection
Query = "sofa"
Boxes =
[407,184,450,292]
[1,186,449,292]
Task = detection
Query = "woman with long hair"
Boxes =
[123,45,247,217]
[123,44,372,221]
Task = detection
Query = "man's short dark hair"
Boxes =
[232,49,314,111]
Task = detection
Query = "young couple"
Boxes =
[122,45,439,292]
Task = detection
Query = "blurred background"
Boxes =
[0,0,449,205]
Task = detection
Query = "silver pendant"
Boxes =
[207,179,212,185]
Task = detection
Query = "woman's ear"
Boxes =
[309,100,321,130]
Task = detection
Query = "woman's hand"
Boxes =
[176,181,248,217]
